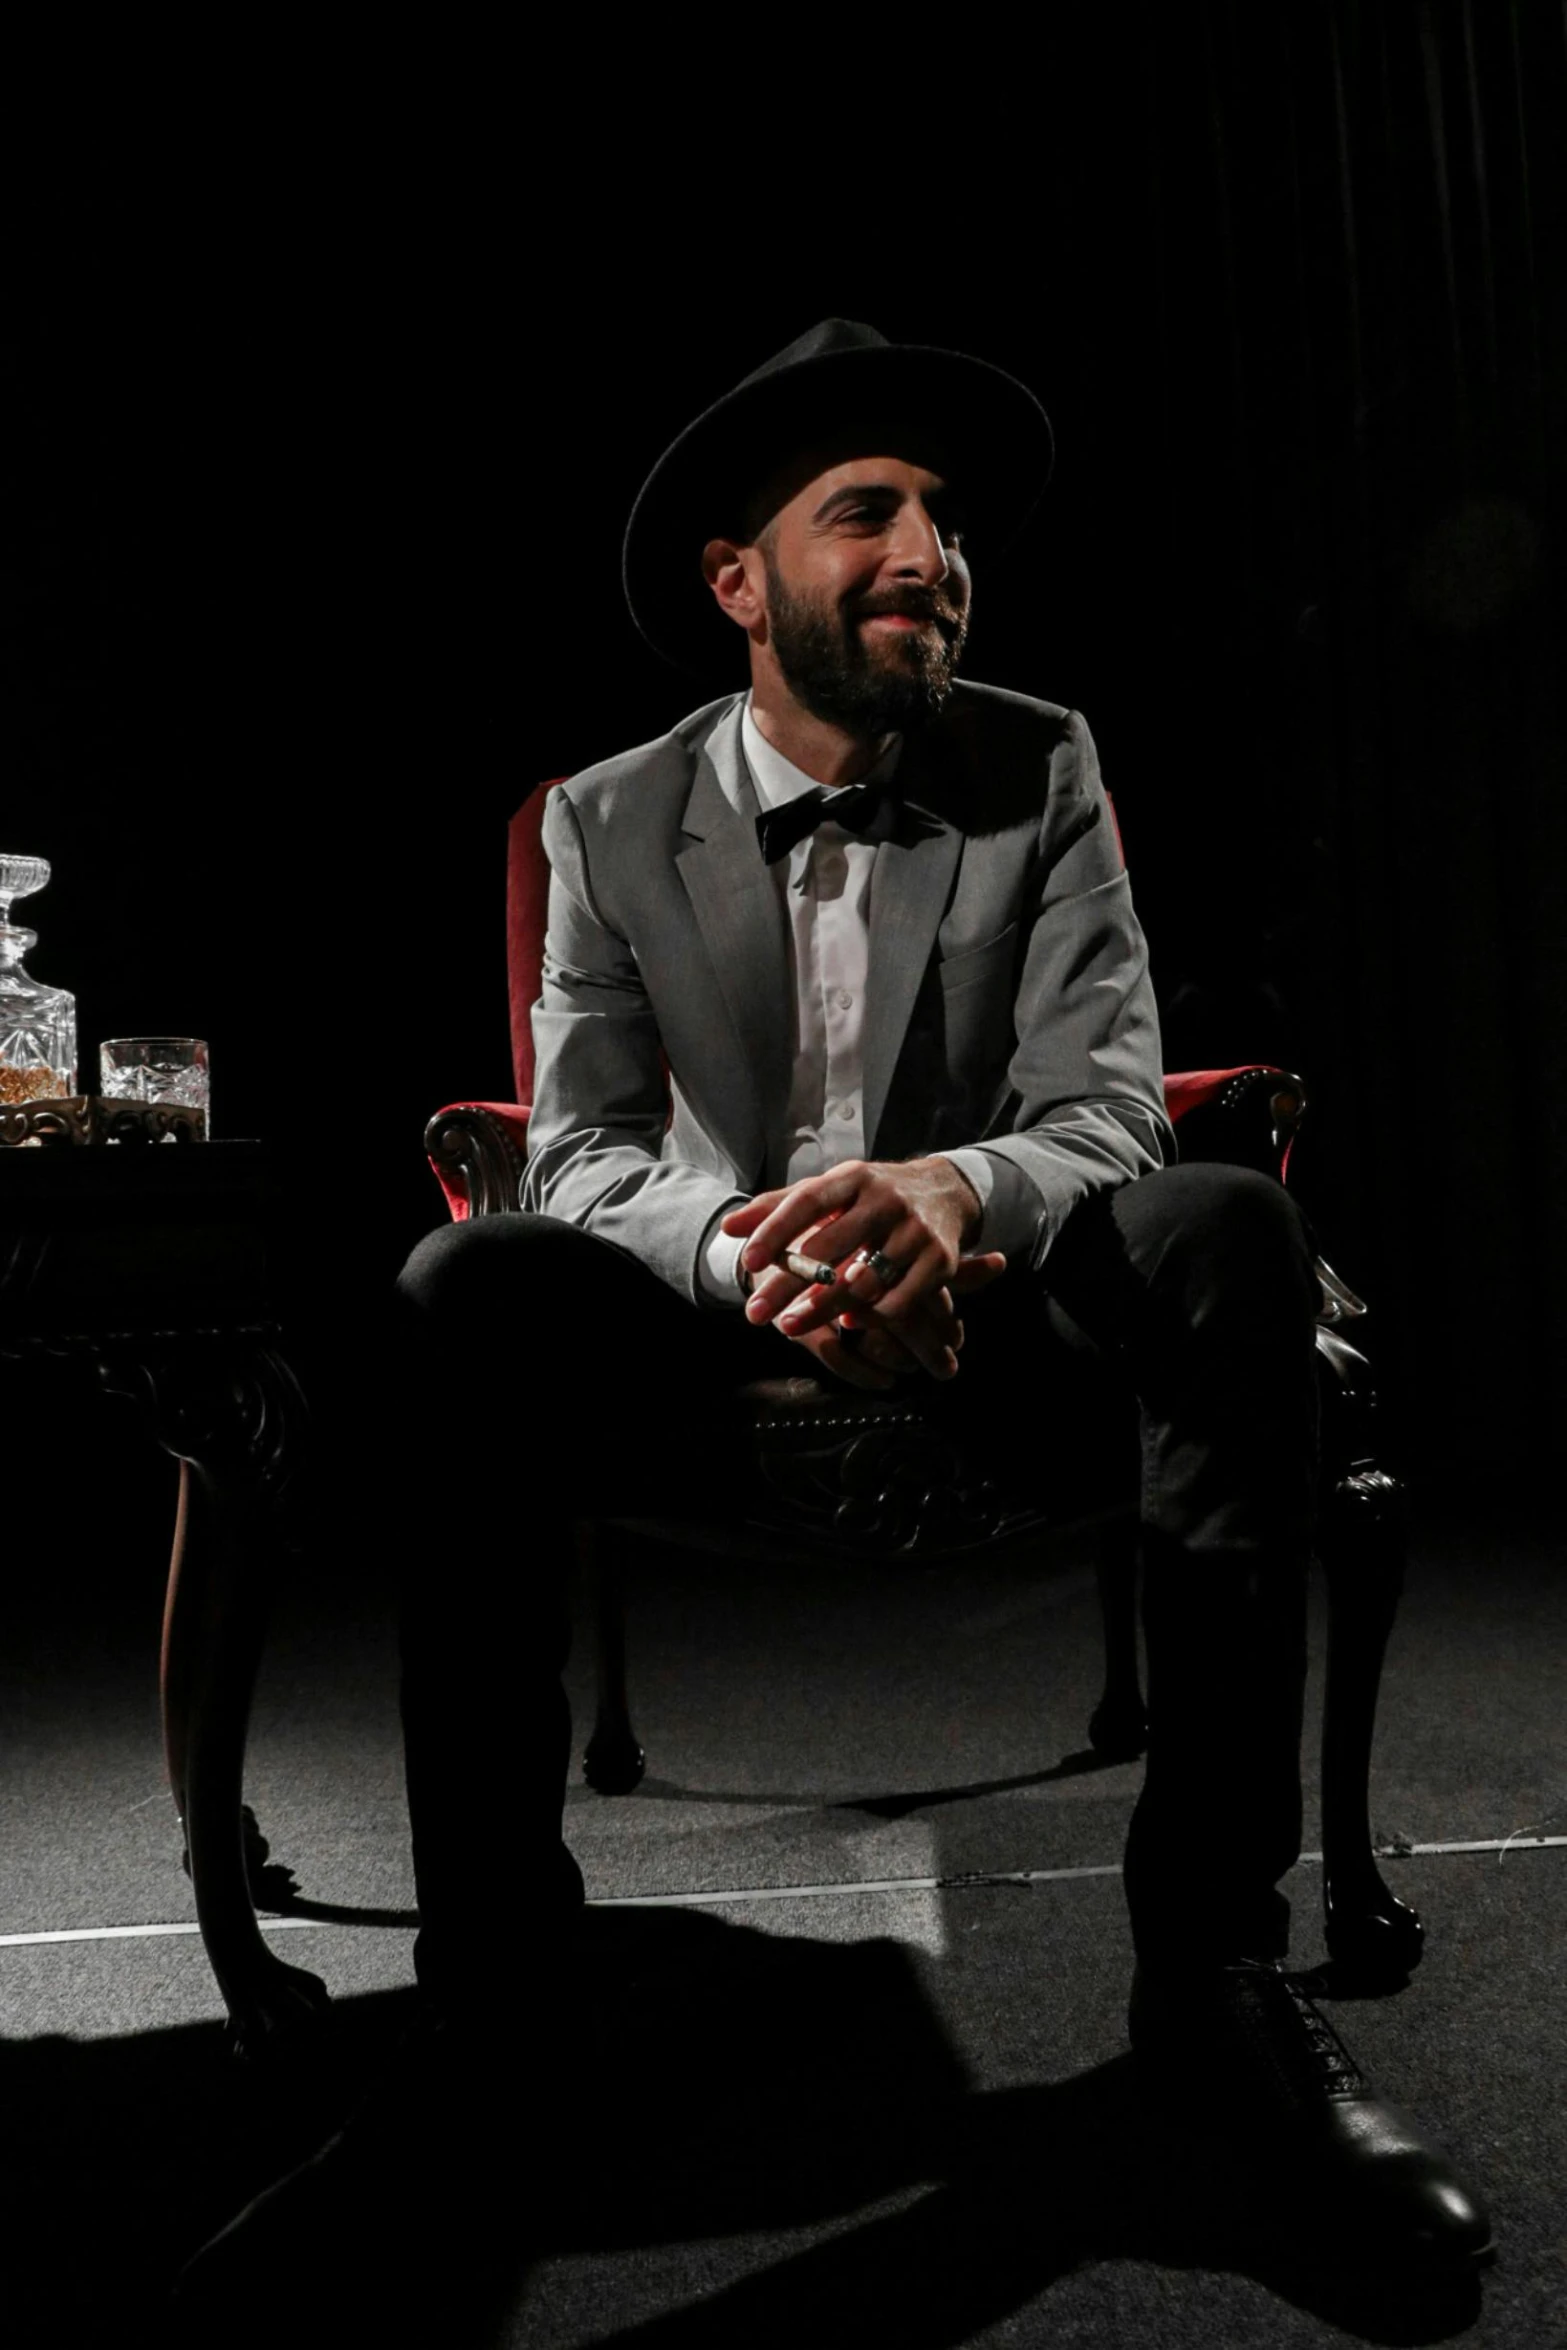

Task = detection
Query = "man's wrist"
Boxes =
[933,1148,995,1248]
[951,1167,984,1247]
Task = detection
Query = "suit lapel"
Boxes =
[675,704,792,1177]
[862,740,963,1155]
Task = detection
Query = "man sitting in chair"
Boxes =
[397,319,1490,2268]
[187,320,1490,2299]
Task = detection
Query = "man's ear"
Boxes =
[702,536,765,633]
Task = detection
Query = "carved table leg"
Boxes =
[580,1523,646,1794]
[106,1338,330,2054]
[160,1457,196,1811]
[162,1457,288,1905]
[1319,1464,1425,1985]
[1088,1518,1148,1759]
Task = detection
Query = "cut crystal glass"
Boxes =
[99,1037,210,1118]
[0,853,76,1103]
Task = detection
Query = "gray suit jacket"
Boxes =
[522,681,1174,1304]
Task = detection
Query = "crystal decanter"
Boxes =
[0,854,77,1103]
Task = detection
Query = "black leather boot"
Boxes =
[1129,1959,1494,2268]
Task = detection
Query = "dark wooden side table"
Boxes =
[0,1115,330,2054]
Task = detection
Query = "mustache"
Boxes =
[852,588,966,633]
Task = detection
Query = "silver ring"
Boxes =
[861,1248,900,1286]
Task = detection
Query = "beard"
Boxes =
[762,550,970,737]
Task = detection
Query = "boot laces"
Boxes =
[1230,1964,1367,2104]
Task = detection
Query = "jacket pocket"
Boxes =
[938,920,1019,995]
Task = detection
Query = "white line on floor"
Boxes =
[1,1834,1560,1949]
[600,1863,1126,1908]
[0,1917,325,1948]
[593,1833,1567,1908]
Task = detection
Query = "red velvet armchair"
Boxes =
[424,781,1424,1988]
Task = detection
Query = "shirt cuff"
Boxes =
[696,1202,750,1307]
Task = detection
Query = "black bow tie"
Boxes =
[755,779,895,865]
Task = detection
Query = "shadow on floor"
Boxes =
[5,1903,1481,2349]
[618,1741,1127,1821]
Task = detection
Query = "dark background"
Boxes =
[6,3,1565,1497]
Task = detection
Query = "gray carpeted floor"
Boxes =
[2,1487,1563,2345]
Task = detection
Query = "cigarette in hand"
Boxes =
[783,1248,838,1287]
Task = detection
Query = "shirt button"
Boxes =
[836,989,854,1010]
[837,1101,856,1121]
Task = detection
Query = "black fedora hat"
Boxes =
[623,317,1054,674]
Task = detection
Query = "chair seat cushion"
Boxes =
[738,1374,905,1415]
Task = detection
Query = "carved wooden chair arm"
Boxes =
[421,1072,1351,1333]
[423,1103,531,1221]
[422,1071,1310,1224]
[1163,1064,1306,1185]
[1162,1066,1364,1336]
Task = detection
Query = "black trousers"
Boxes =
[392,1163,1321,2013]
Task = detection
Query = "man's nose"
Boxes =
[886,502,950,584]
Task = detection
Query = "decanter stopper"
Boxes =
[0,853,78,1102]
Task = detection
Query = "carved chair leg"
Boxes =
[1089,1517,1148,1759]
[1319,1465,1425,1985]
[580,1522,646,1794]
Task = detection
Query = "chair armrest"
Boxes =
[1163,1065,1305,1184]
[1164,1068,1371,1333]
[422,1070,1306,1215]
[424,1103,531,1221]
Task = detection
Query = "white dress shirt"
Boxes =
[696,695,996,1303]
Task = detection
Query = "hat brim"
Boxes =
[623,340,1054,676]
